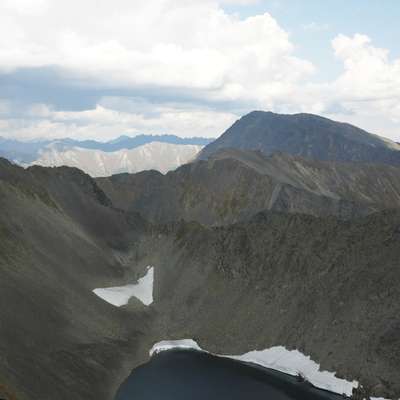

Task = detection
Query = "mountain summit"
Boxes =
[198,111,400,164]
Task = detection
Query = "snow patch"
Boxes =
[150,340,202,355]
[149,339,358,397]
[93,266,154,307]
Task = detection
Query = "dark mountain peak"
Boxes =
[199,111,400,165]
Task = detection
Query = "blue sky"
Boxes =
[0,0,399,141]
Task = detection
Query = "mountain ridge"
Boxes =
[0,134,212,164]
[97,148,400,225]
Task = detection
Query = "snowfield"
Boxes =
[150,339,359,397]
[93,266,154,306]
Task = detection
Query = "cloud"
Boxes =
[332,34,400,102]
[326,34,400,137]
[0,1,313,98]
[0,0,316,139]
[0,100,238,140]
[3,0,48,15]
[0,1,399,142]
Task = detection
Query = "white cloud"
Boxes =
[0,1,399,141]
[325,34,400,138]
[3,0,48,16]
[0,102,238,140]
[0,0,316,140]
[332,34,400,100]
[0,0,313,99]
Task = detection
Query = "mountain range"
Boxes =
[0,134,211,162]
[31,142,203,177]
[0,134,211,176]
[0,111,400,400]
[2,112,400,177]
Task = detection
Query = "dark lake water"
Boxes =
[115,350,344,400]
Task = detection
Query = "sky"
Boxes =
[0,0,399,142]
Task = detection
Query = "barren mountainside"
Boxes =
[1,112,400,400]
[97,148,400,225]
[0,157,400,400]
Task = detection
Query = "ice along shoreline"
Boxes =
[149,339,358,397]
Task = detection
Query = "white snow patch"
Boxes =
[150,340,202,355]
[150,339,358,397]
[93,266,154,307]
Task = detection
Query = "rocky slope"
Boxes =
[97,149,400,225]
[135,210,400,398]
[0,159,154,400]
[198,111,400,164]
[0,158,400,400]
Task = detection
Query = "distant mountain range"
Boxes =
[33,142,203,177]
[0,134,212,176]
[198,111,400,164]
[0,134,211,162]
[54,134,211,153]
